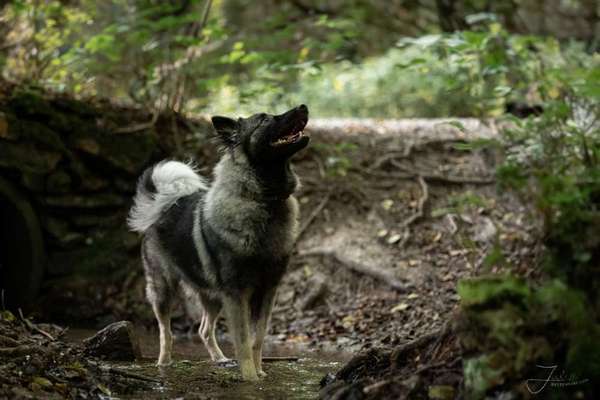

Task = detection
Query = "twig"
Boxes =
[389,329,442,365]
[368,143,413,171]
[0,334,20,347]
[18,309,55,341]
[113,112,159,134]
[414,356,461,375]
[445,214,458,235]
[423,321,451,361]
[363,379,391,394]
[299,248,413,292]
[297,191,332,240]
[0,345,36,357]
[400,176,428,229]
[366,170,494,185]
[311,153,326,178]
[398,176,428,248]
[103,366,162,384]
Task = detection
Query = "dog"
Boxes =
[127,105,310,381]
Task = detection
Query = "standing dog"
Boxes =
[128,105,309,381]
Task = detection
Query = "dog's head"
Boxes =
[211,105,310,163]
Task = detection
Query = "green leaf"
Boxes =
[458,276,530,307]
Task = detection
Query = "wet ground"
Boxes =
[67,328,350,399]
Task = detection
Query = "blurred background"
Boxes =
[0,0,598,118]
[0,1,598,399]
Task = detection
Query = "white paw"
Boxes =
[156,358,172,367]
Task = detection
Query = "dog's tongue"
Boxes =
[271,131,302,146]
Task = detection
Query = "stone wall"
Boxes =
[0,81,214,310]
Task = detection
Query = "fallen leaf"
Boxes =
[391,302,409,312]
[97,384,111,396]
[381,199,394,210]
[387,234,402,244]
[32,377,53,390]
[428,385,456,399]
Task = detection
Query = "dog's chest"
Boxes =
[240,197,298,257]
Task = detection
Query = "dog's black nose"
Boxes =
[298,104,308,112]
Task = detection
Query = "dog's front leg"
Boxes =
[223,291,259,381]
[252,287,277,377]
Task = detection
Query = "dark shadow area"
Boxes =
[0,177,45,311]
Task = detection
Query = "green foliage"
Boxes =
[203,22,595,118]
[460,277,599,398]
[458,276,530,308]
[456,21,599,399]
[312,142,358,177]
[2,2,597,119]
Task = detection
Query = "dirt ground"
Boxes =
[273,121,538,352]
[38,119,540,348]
[21,119,542,398]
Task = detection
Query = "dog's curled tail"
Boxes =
[127,160,208,233]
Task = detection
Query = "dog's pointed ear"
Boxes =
[211,116,238,145]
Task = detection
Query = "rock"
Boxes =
[472,217,497,243]
[83,321,142,361]
[69,129,157,174]
[21,172,45,192]
[45,171,72,193]
[0,141,62,174]
[41,216,76,242]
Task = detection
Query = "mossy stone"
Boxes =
[0,141,62,174]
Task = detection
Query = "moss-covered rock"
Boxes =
[0,141,62,174]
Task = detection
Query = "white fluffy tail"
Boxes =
[127,160,208,233]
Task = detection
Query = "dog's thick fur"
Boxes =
[128,105,309,381]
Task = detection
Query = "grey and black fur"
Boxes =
[128,105,310,381]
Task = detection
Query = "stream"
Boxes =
[67,329,350,399]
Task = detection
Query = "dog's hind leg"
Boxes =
[251,287,277,377]
[143,250,175,366]
[198,295,229,363]
[223,290,259,381]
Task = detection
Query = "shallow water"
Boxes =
[68,328,349,399]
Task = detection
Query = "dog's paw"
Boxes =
[216,359,237,368]
[257,370,267,378]
[156,358,172,367]
[241,372,260,382]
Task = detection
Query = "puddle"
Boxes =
[67,328,349,399]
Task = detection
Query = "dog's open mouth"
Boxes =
[270,118,308,147]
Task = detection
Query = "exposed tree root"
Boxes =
[398,176,428,248]
[367,169,495,185]
[298,248,413,292]
[297,191,332,241]
[18,309,55,341]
